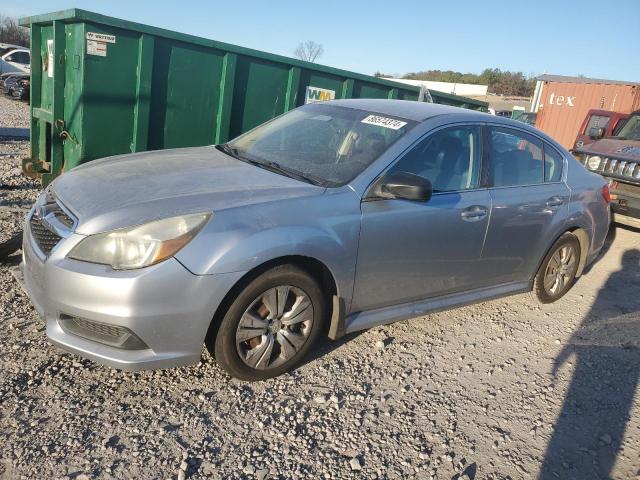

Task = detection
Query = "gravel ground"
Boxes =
[1,97,640,480]
[0,94,29,130]
[0,95,39,244]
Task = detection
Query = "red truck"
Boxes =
[573,109,629,149]
[574,110,640,229]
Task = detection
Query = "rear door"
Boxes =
[481,126,569,284]
[351,124,492,312]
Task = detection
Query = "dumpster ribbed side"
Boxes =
[19,8,488,185]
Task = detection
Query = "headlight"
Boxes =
[587,155,602,170]
[68,213,211,270]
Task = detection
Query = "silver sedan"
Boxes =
[22,100,611,380]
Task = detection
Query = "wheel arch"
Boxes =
[566,226,590,278]
[205,255,339,347]
[533,226,590,286]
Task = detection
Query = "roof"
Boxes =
[328,99,488,121]
[325,99,557,148]
[0,42,26,49]
[536,74,639,87]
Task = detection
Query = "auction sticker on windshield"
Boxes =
[361,115,407,130]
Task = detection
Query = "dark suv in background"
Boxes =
[574,110,640,229]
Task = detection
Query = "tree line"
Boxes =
[0,15,30,47]
[377,68,536,97]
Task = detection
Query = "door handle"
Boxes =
[546,196,564,208]
[461,205,488,221]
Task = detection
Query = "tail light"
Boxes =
[601,185,611,204]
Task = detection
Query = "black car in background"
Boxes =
[1,72,30,101]
[10,77,30,101]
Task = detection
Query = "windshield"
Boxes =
[226,103,416,186]
[614,114,640,141]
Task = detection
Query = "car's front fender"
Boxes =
[174,192,361,303]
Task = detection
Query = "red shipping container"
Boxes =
[532,75,640,149]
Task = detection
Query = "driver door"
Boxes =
[351,125,492,312]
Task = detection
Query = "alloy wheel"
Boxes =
[543,244,577,295]
[235,285,314,370]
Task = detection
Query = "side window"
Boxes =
[388,126,481,192]
[489,127,543,187]
[544,145,564,182]
[17,52,30,65]
[5,52,29,64]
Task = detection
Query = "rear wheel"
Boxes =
[533,233,580,303]
[212,265,326,381]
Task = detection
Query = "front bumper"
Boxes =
[609,180,640,230]
[22,220,245,371]
[612,212,640,229]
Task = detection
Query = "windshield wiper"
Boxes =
[216,144,328,186]
[216,143,243,160]
[248,159,327,186]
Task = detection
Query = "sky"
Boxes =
[4,0,639,82]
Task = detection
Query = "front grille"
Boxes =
[600,158,640,181]
[28,193,76,257]
[29,210,62,255]
[51,208,74,228]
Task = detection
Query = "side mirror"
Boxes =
[380,171,433,201]
[588,127,605,139]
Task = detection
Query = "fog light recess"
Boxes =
[58,314,148,350]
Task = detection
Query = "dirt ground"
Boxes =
[1,96,639,480]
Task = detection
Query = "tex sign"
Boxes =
[305,86,336,104]
[549,93,576,107]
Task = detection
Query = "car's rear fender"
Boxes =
[567,184,610,264]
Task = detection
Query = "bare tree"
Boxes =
[293,40,323,63]
[0,15,30,47]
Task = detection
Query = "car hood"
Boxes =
[52,146,325,235]
[576,138,640,162]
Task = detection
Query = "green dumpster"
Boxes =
[19,9,488,186]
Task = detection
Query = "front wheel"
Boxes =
[211,265,326,381]
[533,233,581,304]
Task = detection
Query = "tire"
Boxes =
[533,233,581,304]
[211,264,326,381]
